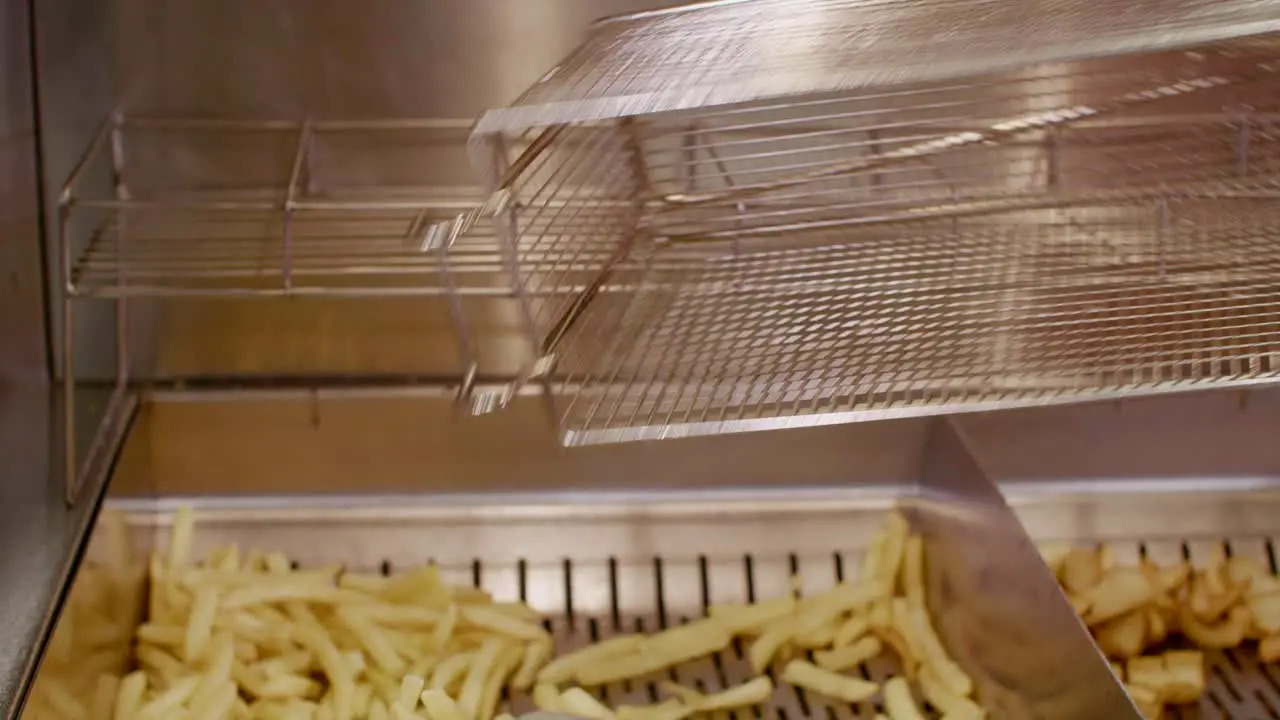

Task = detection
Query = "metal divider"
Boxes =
[912,419,1140,718]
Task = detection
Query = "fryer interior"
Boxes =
[26,387,1280,719]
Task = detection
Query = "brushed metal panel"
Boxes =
[115,0,675,120]
[35,0,120,382]
[0,0,46,382]
[914,422,1138,718]
[0,384,125,719]
[113,385,1280,499]
[961,388,1280,482]
[85,0,679,380]
[144,288,528,379]
[111,391,929,497]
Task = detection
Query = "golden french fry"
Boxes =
[1125,683,1164,720]
[1095,611,1148,659]
[460,605,548,642]
[883,677,927,720]
[688,677,773,711]
[1060,548,1104,596]
[832,614,869,648]
[1179,604,1249,649]
[872,626,918,680]
[1162,650,1206,704]
[421,688,469,720]
[511,637,552,690]
[458,637,505,719]
[1145,608,1169,647]
[749,618,795,674]
[532,682,563,713]
[615,699,691,720]
[917,665,982,719]
[781,659,878,703]
[1083,568,1155,627]
[814,636,882,672]
[537,635,643,684]
[710,595,796,635]
[429,651,474,694]
[1037,542,1074,576]
[1261,635,1280,663]
[560,687,617,720]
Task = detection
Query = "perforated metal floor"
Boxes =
[101,495,1280,719]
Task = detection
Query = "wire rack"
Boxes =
[58,115,533,502]
[459,0,1280,443]
[61,116,519,298]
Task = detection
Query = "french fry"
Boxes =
[814,636,882,672]
[1083,569,1155,626]
[537,635,643,684]
[1095,611,1148,659]
[1262,635,1280,663]
[560,687,617,720]
[781,659,879,703]
[615,699,691,720]
[103,507,999,720]
[1060,548,1105,596]
[917,665,983,719]
[662,677,774,711]
[1178,604,1249,649]
[710,595,796,635]
[1125,683,1164,720]
[883,676,927,720]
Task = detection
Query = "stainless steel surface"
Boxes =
[63,117,497,297]
[16,384,1280,717]
[88,481,1280,720]
[475,0,1280,132]
[914,422,1137,717]
[37,0,119,383]
[41,0,673,380]
[41,0,680,489]
[0,385,123,720]
[461,4,1280,444]
[0,0,47,384]
[110,384,1280,497]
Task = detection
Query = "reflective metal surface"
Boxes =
[476,0,1280,131]
[913,422,1139,718]
[40,0,672,383]
[0,0,46,382]
[17,384,1280,716]
[458,2,1280,445]
[86,478,1280,719]
[101,419,1137,719]
[0,386,121,720]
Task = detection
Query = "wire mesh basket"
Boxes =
[451,0,1280,443]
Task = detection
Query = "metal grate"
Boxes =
[109,489,1280,720]
[460,9,1280,442]
[61,116,516,299]
[475,0,1280,132]
[550,199,1280,443]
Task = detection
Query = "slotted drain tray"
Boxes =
[79,478,1278,720]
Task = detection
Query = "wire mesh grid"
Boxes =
[464,13,1280,442]
[62,116,511,298]
[552,200,1280,442]
[474,0,1280,133]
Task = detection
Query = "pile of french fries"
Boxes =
[52,506,1280,720]
[1042,542,1280,719]
[114,507,554,719]
[83,508,983,720]
[530,512,980,720]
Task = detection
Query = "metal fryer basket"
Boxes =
[448,0,1280,444]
